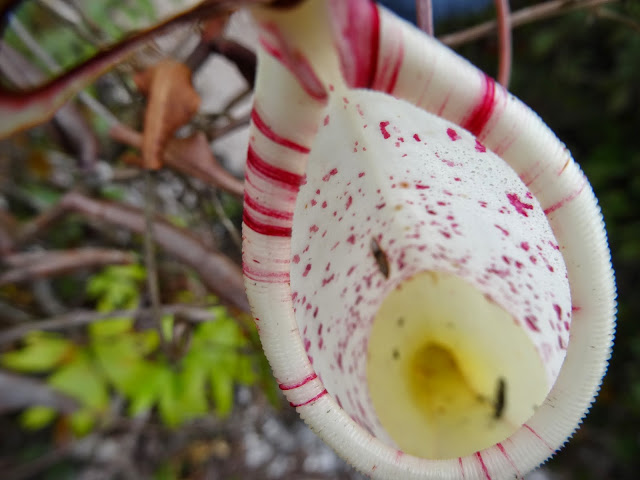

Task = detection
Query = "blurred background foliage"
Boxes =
[0,0,638,479]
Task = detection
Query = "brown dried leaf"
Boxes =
[165,132,244,198]
[134,59,201,170]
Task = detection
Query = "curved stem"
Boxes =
[495,0,512,88]
[416,0,434,36]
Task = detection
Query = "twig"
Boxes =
[14,199,70,245]
[39,0,104,44]
[14,192,249,312]
[0,370,79,414]
[210,111,251,140]
[31,279,65,316]
[210,190,242,248]
[416,0,434,36]
[5,443,74,480]
[0,304,222,346]
[439,0,618,47]
[595,6,640,32]
[142,170,166,352]
[8,14,121,128]
[0,208,17,254]
[495,0,512,87]
[0,300,33,324]
[205,37,257,87]
[0,41,100,168]
[222,87,252,117]
[0,248,136,285]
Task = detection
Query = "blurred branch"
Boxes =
[0,208,17,254]
[0,370,79,414]
[142,171,165,353]
[440,0,618,47]
[207,38,257,87]
[31,279,65,316]
[0,40,100,168]
[13,200,70,246]
[0,301,33,324]
[416,0,434,36]
[210,190,242,248]
[4,432,140,480]
[0,304,221,346]
[595,6,640,32]
[39,0,108,44]
[4,443,73,480]
[14,192,249,312]
[209,111,251,141]
[0,248,136,285]
[494,0,512,87]
[0,0,284,138]
[7,14,121,128]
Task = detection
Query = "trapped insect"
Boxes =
[370,237,390,278]
[494,377,507,419]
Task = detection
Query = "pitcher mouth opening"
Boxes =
[366,270,549,459]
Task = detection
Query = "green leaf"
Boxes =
[193,314,245,350]
[179,365,208,418]
[236,355,257,386]
[86,264,146,314]
[99,184,126,201]
[1,332,73,373]
[20,406,57,430]
[22,184,62,209]
[137,329,160,355]
[92,335,142,395]
[48,353,108,411]
[88,317,133,338]
[154,462,178,480]
[69,409,95,436]
[158,366,210,428]
[256,353,281,408]
[210,368,234,418]
[127,362,170,417]
[158,372,183,428]
[161,315,174,342]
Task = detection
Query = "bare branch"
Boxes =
[595,6,640,32]
[0,248,135,285]
[14,200,71,246]
[15,192,249,312]
[439,0,618,47]
[495,0,512,87]
[210,111,251,141]
[207,38,257,87]
[416,0,434,36]
[0,304,221,346]
[0,370,79,414]
[0,0,275,138]
[0,41,100,168]
[0,208,17,254]
[142,171,166,353]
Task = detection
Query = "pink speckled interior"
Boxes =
[290,89,570,445]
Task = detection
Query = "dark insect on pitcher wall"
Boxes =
[371,237,390,279]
